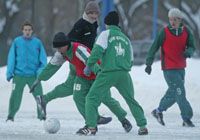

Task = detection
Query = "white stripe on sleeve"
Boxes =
[75,46,90,64]
[95,30,109,50]
[128,39,134,61]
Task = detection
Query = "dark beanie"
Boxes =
[104,11,119,26]
[53,32,70,48]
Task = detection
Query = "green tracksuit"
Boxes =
[85,25,147,128]
[73,76,127,122]
[160,69,193,121]
[38,49,127,122]
[145,24,195,121]
[8,75,43,120]
[39,64,76,104]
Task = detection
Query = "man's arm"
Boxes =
[6,41,16,81]
[145,29,165,66]
[184,27,196,58]
[38,51,65,81]
[75,45,101,74]
[30,51,65,93]
[37,40,47,75]
[67,21,82,42]
[145,29,165,75]
[87,30,109,68]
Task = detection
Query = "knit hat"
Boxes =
[168,8,183,19]
[104,11,119,26]
[53,32,70,48]
[85,1,100,14]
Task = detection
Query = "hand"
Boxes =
[183,51,191,58]
[7,76,13,82]
[30,79,40,93]
[145,65,152,75]
[83,66,92,76]
[96,69,101,75]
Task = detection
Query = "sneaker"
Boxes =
[121,118,132,132]
[151,109,165,126]
[76,126,97,135]
[183,120,195,127]
[97,116,112,125]
[6,117,14,122]
[138,127,148,135]
[35,95,47,120]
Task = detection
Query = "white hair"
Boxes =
[168,8,183,19]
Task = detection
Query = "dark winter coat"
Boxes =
[67,18,98,50]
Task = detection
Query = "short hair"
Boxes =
[21,21,33,30]
[168,8,183,19]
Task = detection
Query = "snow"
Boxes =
[128,0,149,17]
[0,17,6,33]
[0,59,200,140]
[6,0,19,17]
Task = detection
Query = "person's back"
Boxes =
[96,25,133,72]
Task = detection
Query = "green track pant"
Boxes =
[73,76,127,123]
[158,69,193,121]
[8,75,43,120]
[85,71,147,128]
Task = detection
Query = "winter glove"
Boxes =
[183,51,191,58]
[7,75,13,82]
[145,65,152,75]
[83,66,92,76]
[30,79,40,93]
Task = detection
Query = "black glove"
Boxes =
[145,65,152,75]
[7,75,13,82]
[30,79,40,93]
[183,51,191,58]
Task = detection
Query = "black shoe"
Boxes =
[121,118,132,132]
[183,120,195,127]
[97,116,112,125]
[151,109,165,126]
[76,126,97,135]
[6,117,14,122]
[138,127,148,135]
[36,95,47,120]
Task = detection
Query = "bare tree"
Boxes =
[0,0,21,66]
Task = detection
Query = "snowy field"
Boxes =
[0,59,200,140]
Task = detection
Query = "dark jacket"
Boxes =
[68,18,98,50]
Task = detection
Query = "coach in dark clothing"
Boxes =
[68,2,99,49]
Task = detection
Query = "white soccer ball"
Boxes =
[43,118,60,134]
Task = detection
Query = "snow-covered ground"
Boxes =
[0,59,200,140]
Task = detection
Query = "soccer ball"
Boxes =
[43,118,60,134]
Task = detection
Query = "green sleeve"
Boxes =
[185,27,196,56]
[87,44,104,68]
[38,63,61,81]
[146,28,165,66]
[91,63,101,75]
